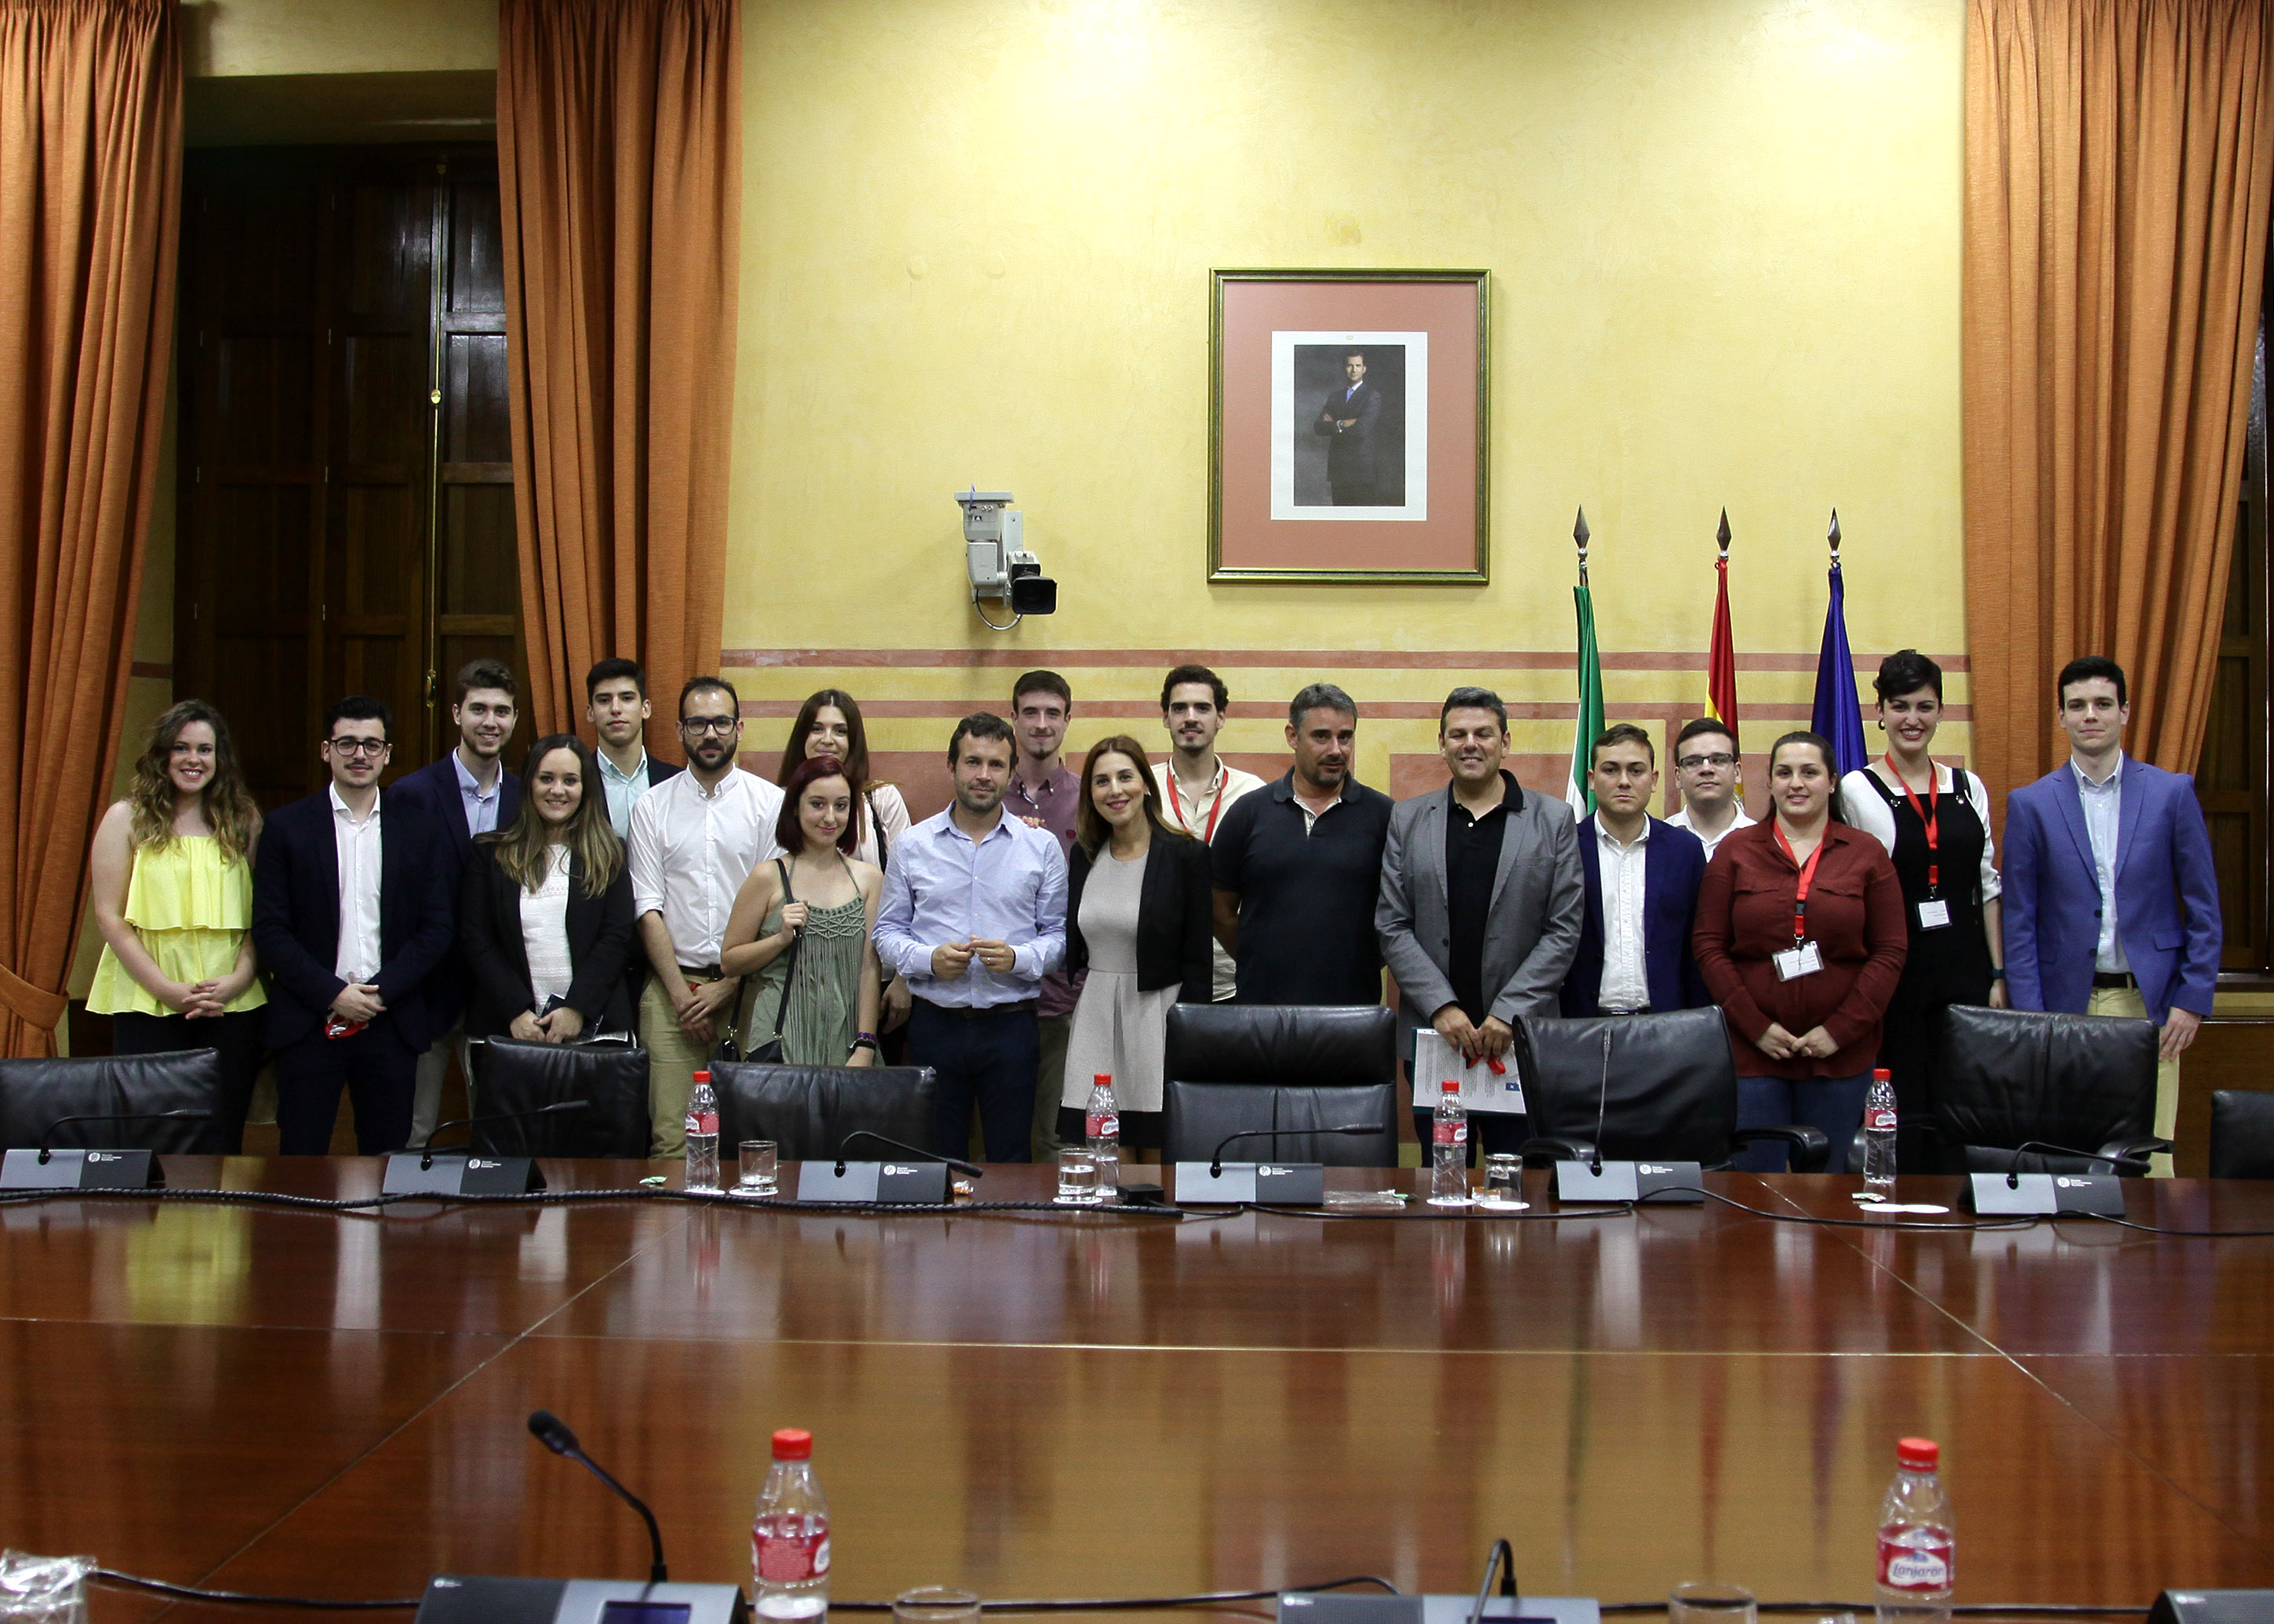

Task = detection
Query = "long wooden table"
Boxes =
[4,1162,2272,1622]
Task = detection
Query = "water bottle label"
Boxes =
[685,1110,718,1136]
[1878,1536,1952,1590]
[1087,1113,1119,1140]
[754,1530,830,1582]
[1433,1121,1467,1146]
[1866,1107,1897,1131]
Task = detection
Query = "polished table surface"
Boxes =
[5,1161,2273,1622]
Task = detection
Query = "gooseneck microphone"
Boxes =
[1589,1029,1614,1175]
[1467,1535,1520,1624]
[528,1409,667,1584]
[2007,1139,2154,1186]
[420,1100,588,1168]
[834,1130,983,1179]
[36,1110,210,1163]
[1208,1124,1382,1178]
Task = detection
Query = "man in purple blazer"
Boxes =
[2002,656,2221,1174]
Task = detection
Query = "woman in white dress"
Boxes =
[1058,735,1214,1157]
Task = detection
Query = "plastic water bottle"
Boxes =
[1862,1067,1898,1197]
[1429,1077,1471,1206]
[1084,1072,1121,1199]
[685,1070,720,1191]
[752,1426,830,1620]
[1876,1437,1953,1624]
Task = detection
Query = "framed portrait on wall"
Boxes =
[1209,268,1488,583]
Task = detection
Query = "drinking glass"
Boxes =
[737,1140,779,1195]
[1669,1584,1756,1624]
[1480,1152,1528,1210]
[894,1590,982,1624]
[1055,1146,1102,1204]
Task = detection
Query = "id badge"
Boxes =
[1772,940,1824,981]
[1916,899,1952,930]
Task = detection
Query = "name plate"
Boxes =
[1279,1592,1600,1624]
[795,1161,950,1204]
[1173,1162,1326,1205]
[415,1575,749,1624]
[381,1152,546,1196]
[0,1148,162,1191]
[1967,1171,2127,1216]
[1555,1160,1705,1204]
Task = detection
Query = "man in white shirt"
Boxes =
[1560,725,1710,1018]
[627,676,784,1157]
[1666,717,1754,859]
[1154,664,1263,1001]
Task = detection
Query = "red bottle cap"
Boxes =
[1441,1078,1460,1092]
[1874,1068,1891,1081]
[1897,1437,1938,1471]
[1095,1074,1112,1085]
[693,1070,710,1085]
[772,1427,812,1461]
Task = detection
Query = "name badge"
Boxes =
[1772,940,1824,981]
[1916,899,1952,930]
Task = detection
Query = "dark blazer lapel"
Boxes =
[1424,787,1452,915]
[1486,779,1528,908]
[313,797,341,960]
[1571,813,1602,936]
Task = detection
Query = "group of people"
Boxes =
[85,648,2221,1175]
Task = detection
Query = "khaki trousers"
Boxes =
[642,973,722,1160]
[2087,984,2180,1177]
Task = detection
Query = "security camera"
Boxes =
[956,489,1056,626]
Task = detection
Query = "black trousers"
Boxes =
[908,1000,1038,1162]
[110,1008,266,1154]
[273,1016,418,1155]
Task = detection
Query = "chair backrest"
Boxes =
[470,1040,652,1159]
[2210,1090,2274,1179]
[1161,1079,1399,1166]
[0,1051,229,1154]
[710,1063,936,1161]
[1516,1008,1738,1163]
[1934,1005,2156,1167]
[1164,1003,1396,1088]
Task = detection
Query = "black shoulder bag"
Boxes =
[714,858,802,1066]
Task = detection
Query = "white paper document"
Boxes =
[1413,1029,1528,1114]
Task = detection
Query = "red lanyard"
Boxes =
[1884,753,1939,893]
[1771,822,1826,943]
[1175,762,1228,843]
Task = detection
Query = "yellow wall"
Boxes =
[727,0,1969,798]
[182,0,497,77]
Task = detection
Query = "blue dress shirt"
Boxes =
[452,750,505,839]
[2074,756,2128,973]
[874,807,1067,1008]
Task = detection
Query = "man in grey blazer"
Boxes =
[1377,686,1586,1157]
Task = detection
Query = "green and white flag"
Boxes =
[1567,582,1604,818]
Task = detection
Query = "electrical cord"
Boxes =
[1636,1186,2048,1233]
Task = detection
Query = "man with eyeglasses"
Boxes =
[1667,718,1754,859]
[251,696,456,1154]
[627,676,784,1157]
[1560,725,1710,1018]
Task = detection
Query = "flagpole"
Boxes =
[1567,507,1603,819]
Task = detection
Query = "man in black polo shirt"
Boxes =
[1377,686,1585,1157]
[1211,682,1395,1005]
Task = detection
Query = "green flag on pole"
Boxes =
[1567,508,1604,818]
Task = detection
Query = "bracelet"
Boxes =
[1989,968,2007,980]
[852,1037,879,1052]
[855,1030,879,1044]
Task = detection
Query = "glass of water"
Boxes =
[894,1590,981,1624]
[1055,1146,1102,1204]
[1669,1584,1756,1624]
[1479,1152,1528,1211]
[737,1139,779,1195]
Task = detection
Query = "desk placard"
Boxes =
[795,1161,950,1204]
[0,1148,161,1190]
[1967,1171,2126,1216]
[1555,1160,1704,1204]
[381,1153,545,1196]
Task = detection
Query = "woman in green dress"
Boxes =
[721,755,885,1066]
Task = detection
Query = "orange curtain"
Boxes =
[0,0,180,1055]
[1965,0,2274,818]
[497,0,741,751]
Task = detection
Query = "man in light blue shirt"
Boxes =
[876,713,1067,1161]
[586,658,683,838]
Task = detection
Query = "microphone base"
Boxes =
[794,1160,950,1204]
[1,1148,162,1190]
[1966,1171,2127,1215]
[1553,1161,1704,1204]
[1280,1592,1599,1624]
[416,1575,746,1624]
[1173,1162,1325,1205]
[383,1152,547,1196]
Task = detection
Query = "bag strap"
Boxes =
[868,788,891,872]
[768,856,804,1039]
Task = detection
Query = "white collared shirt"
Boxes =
[330,783,383,984]
[627,766,784,969]
[1668,803,1755,859]
[2074,755,2128,973]
[1157,756,1265,1001]
[1595,818,1651,1012]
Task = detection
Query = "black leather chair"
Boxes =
[2210,1091,2274,1179]
[467,1038,651,1158]
[0,1051,231,1154]
[1933,1005,2167,1175]
[710,1063,937,1161]
[1513,1008,1832,1173]
[1160,1004,1399,1166]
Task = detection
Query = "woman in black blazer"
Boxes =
[1057,734,1214,1156]
[460,735,635,1042]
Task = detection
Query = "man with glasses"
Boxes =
[1667,718,1754,859]
[627,676,783,1157]
[1560,725,1710,1018]
[251,697,456,1154]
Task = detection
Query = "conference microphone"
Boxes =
[794,1130,966,1204]
[1550,1028,1702,1204]
[380,1103,584,1197]
[421,1100,590,1168]
[834,1129,983,1180]
[1175,1124,1382,1205]
[35,1110,209,1163]
[0,1110,210,1190]
[528,1410,667,1584]
[1965,1139,2143,1215]
[1208,1124,1383,1179]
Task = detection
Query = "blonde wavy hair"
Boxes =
[128,700,260,863]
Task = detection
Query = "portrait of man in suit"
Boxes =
[1291,343,1407,508]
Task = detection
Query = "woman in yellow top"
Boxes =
[87,700,267,1150]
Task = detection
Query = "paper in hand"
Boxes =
[1412,1028,1528,1114]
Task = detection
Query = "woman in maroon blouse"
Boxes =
[1693,732,1908,1172]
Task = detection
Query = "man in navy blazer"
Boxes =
[1313,349,1384,506]
[1561,725,1710,1017]
[385,658,521,1145]
[2003,656,2221,1174]
[250,696,456,1154]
